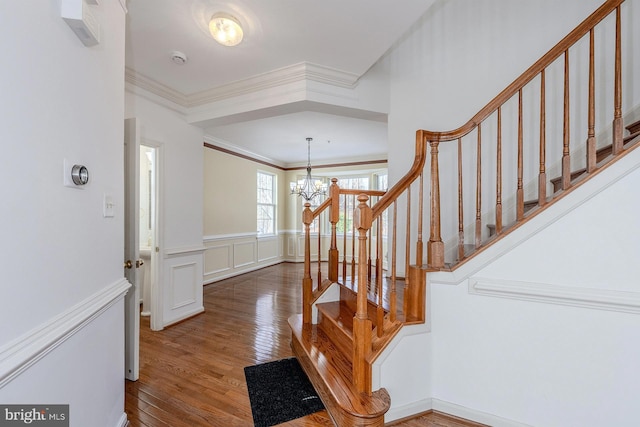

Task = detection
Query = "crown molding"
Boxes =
[188,62,360,107]
[204,136,286,169]
[125,62,361,109]
[125,67,188,106]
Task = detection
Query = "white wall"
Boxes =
[374,0,640,424]
[0,1,128,426]
[125,92,205,327]
[430,149,640,427]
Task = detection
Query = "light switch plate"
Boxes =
[103,193,115,218]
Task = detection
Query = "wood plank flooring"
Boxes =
[125,262,484,427]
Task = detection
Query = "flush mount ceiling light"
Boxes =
[209,13,243,46]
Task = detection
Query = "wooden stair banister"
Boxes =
[290,1,638,425]
[420,0,625,145]
[418,0,629,260]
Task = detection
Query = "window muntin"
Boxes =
[257,172,276,235]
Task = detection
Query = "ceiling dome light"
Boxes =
[209,13,243,47]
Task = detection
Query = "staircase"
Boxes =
[288,1,638,425]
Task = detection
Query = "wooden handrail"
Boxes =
[372,131,427,218]
[310,197,332,220]
[421,0,624,143]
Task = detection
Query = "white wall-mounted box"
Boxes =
[61,0,100,47]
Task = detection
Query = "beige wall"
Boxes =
[204,147,287,236]
[203,144,387,283]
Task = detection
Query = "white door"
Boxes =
[124,118,140,381]
[139,141,164,331]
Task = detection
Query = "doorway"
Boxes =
[139,144,157,320]
[124,118,164,381]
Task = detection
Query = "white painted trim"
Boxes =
[432,399,532,427]
[188,62,359,107]
[204,259,283,285]
[233,241,257,268]
[430,146,640,286]
[203,232,257,242]
[115,413,129,427]
[385,397,533,426]
[257,234,278,241]
[280,229,300,235]
[125,81,187,118]
[203,244,232,276]
[163,307,205,328]
[0,278,131,388]
[469,278,640,314]
[164,245,207,257]
[125,62,359,109]
[125,68,187,106]
[385,398,432,423]
[170,262,198,309]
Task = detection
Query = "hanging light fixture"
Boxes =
[209,13,244,46]
[290,137,327,201]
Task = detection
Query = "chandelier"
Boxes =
[290,137,327,201]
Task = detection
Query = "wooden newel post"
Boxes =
[302,202,313,324]
[328,178,340,282]
[427,141,445,269]
[353,194,373,394]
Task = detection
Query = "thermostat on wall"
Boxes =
[61,0,100,47]
[63,158,89,188]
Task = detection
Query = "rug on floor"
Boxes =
[244,357,325,427]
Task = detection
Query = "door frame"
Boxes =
[141,138,164,331]
[124,118,140,381]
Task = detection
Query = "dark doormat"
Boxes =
[244,357,325,427]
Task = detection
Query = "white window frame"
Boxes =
[257,171,276,236]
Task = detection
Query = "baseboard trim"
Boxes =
[431,399,532,427]
[385,398,433,423]
[204,259,284,285]
[163,306,205,328]
[0,278,131,388]
[115,412,129,427]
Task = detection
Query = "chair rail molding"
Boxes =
[469,277,640,314]
[0,278,130,388]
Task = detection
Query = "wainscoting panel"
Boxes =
[257,236,279,263]
[163,247,204,327]
[233,241,256,269]
[171,262,197,309]
[287,235,297,258]
[203,233,284,284]
[204,244,232,276]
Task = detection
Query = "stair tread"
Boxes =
[626,119,640,134]
[317,300,356,336]
[289,314,391,424]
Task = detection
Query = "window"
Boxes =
[336,177,370,234]
[257,172,276,235]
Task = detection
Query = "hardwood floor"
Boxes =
[125,262,484,427]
